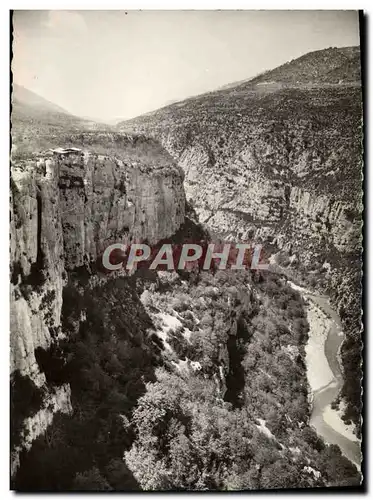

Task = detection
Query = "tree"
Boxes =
[104,458,139,491]
[73,467,111,491]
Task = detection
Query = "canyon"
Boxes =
[119,46,363,435]
[10,137,185,476]
[10,46,363,490]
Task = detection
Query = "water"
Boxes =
[297,287,361,468]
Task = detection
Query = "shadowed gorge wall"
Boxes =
[10,138,186,474]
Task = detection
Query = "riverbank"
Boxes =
[323,402,360,443]
[304,301,334,392]
[287,280,361,469]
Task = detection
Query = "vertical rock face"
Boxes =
[10,167,65,385]
[288,187,361,253]
[127,130,362,259]
[119,83,363,275]
[119,72,363,261]
[56,150,185,268]
[10,142,186,470]
[10,384,72,478]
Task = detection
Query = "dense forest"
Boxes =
[12,254,360,490]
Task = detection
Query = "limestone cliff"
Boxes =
[119,86,362,258]
[10,140,185,471]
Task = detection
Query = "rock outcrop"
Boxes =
[10,139,185,471]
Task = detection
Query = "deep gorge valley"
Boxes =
[10,43,363,491]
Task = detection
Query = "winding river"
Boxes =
[289,282,361,468]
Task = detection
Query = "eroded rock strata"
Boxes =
[10,140,185,473]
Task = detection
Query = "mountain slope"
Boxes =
[247,46,361,87]
[217,46,360,92]
[11,85,110,157]
[117,46,363,432]
[12,84,70,115]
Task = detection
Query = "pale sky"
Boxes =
[12,10,360,121]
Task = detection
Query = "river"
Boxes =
[287,281,361,468]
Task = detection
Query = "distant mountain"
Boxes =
[117,46,361,135]
[12,84,71,115]
[243,46,361,88]
[217,46,360,92]
[218,76,255,91]
[11,85,111,157]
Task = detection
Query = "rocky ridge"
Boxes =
[10,137,185,472]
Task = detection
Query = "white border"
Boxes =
[2,3,370,498]
[3,2,371,9]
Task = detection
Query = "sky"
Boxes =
[12,10,360,122]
